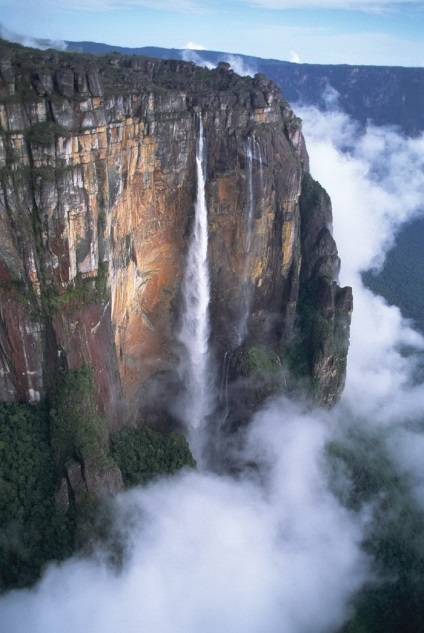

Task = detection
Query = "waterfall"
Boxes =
[253,137,263,191]
[177,115,212,454]
[219,350,231,423]
[246,138,255,252]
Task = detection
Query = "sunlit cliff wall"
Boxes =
[0,42,351,420]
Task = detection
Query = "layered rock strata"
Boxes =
[0,41,351,422]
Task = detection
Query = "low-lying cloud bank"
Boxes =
[1,401,369,633]
[2,103,424,632]
[297,103,424,422]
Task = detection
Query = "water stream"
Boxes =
[177,115,212,458]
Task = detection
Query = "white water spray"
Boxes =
[177,115,212,452]
[253,137,263,191]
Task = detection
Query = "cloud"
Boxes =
[0,23,68,50]
[289,50,301,63]
[297,104,424,280]
[183,41,206,50]
[181,49,215,69]
[1,0,201,12]
[298,100,424,500]
[222,54,257,76]
[245,0,424,11]
[0,400,369,633]
[181,50,257,77]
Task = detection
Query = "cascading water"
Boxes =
[177,115,212,459]
[253,137,263,191]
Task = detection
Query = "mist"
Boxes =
[181,49,257,76]
[0,24,68,51]
[0,400,369,633]
[2,101,424,631]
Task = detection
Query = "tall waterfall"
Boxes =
[177,115,212,455]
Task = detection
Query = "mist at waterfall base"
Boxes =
[2,111,424,633]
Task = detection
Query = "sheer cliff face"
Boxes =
[0,43,351,417]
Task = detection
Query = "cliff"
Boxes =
[67,41,424,136]
[0,39,351,422]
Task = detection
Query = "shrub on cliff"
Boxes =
[111,426,196,487]
[50,366,111,468]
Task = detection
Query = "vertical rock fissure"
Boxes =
[236,136,262,347]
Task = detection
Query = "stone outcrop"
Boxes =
[0,40,351,424]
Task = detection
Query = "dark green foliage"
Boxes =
[294,278,332,378]
[363,217,424,336]
[26,121,71,146]
[50,366,111,468]
[111,426,196,487]
[44,264,109,316]
[0,402,74,591]
[0,279,39,319]
[299,172,326,219]
[248,346,282,375]
[328,433,424,633]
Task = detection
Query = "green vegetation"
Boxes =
[0,402,74,591]
[328,433,424,633]
[0,279,39,319]
[111,426,196,487]
[0,365,195,592]
[247,346,282,375]
[50,366,111,468]
[363,217,424,335]
[293,278,332,379]
[44,263,109,317]
[26,121,71,146]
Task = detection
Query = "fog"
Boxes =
[0,23,68,51]
[181,49,257,76]
[2,102,424,631]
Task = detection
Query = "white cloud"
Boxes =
[181,49,215,69]
[180,51,257,76]
[298,101,424,500]
[223,54,257,76]
[289,50,301,63]
[4,0,200,12]
[0,23,68,50]
[0,400,369,633]
[183,41,206,50]
[246,0,424,11]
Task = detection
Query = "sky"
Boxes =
[0,0,423,67]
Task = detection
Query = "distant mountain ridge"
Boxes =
[67,41,424,136]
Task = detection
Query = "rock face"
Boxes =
[0,40,351,424]
[65,42,424,136]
